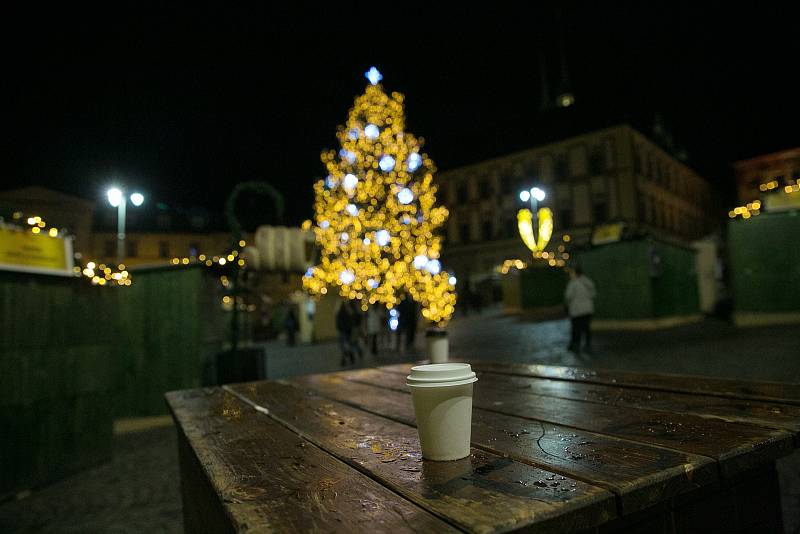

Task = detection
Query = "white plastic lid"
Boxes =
[406,363,478,388]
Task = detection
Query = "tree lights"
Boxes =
[303,67,456,325]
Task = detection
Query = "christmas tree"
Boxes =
[303,67,456,325]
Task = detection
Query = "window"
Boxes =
[459,223,470,244]
[126,240,138,258]
[604,138,615,169]
[568,146,588,177]
[159,241,170,258]
[504,216,517,238]
[457,183,469,203]
[482,220,493,241]
[555,155,569,179]
[104,239,115,258]
[478,179,492,197]
[589,146,604,175]
[500,175,512,195]
[559,208,573,229]
[593,200,608,224]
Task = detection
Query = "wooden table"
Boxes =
[166,362,800,533]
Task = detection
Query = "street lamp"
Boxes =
[107,187,144,264]
[519,186,546,226]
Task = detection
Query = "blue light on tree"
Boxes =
[340,270,355,285]
[367,279,379,289]
[320,220,330,229]
[304,267,314,278]
[425,259,442,274]
[325,175,336,188]
[413,254,429,269]
[365,66,383,85]
[343,173,358,190]
[379,155,395,171]
[397,187,414,205]
[346,203,358,216]
[375,229,390,246]
[364,124,380,140]
[339,148,356,164]
[407,152,422,172]
[347,128,359,140]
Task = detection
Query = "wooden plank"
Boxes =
[364,367,800,437]
[467,361,800,406]
[334,368,794,478]
[165,388,456,533]
[289,373,718,516]
[228,380,616,533]
[476,372,800,437]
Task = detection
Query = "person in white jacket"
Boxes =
[564,266,596,355]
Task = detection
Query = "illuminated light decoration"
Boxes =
[397,187,414,205]
[389,318,399,331]
[130,192,144,206]
[519,190,531,202]
[425,259,441,274]
[365,66,383,85]
[325,175,336,188]
[389,309,399,317]
[303,71,456,325]
[341,232,349,242]
[379,155,396,171]
[339,270,355,284]
[413,255,429,269]
[517,207,554,254]
[375,229,390,247]
[343,173,358,190]
[48,228,58,237]
[346,203,358,216]
[364,124,380,140]
[407,152,422,172]
[347,128,359,140]
[448,275,457,286]
[339,149,356,164]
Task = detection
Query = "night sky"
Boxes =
[5,5,799,226]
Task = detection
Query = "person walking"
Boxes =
[348,300,364,362]
[336,301,354,367]
[366,305,381,356]
[565,266,596,356]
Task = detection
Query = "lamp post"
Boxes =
[519,186,546,227]
[107,187,144,264]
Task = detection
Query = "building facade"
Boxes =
[435,124,714,284]
[733,147,800,204]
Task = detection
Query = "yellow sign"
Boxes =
[592,223,624,245]
[0,227,73,275]
[517,207,553,253]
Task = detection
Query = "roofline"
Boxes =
[733,146,800,168]
[437,123,633,177]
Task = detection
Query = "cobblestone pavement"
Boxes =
[0,426,181,534]
[3,311,799,532]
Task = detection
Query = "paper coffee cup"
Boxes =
[406,363,477,461]
[425,328,449,363]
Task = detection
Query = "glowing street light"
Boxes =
[106,186,145,264]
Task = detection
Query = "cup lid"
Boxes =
[406,363,477,388]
